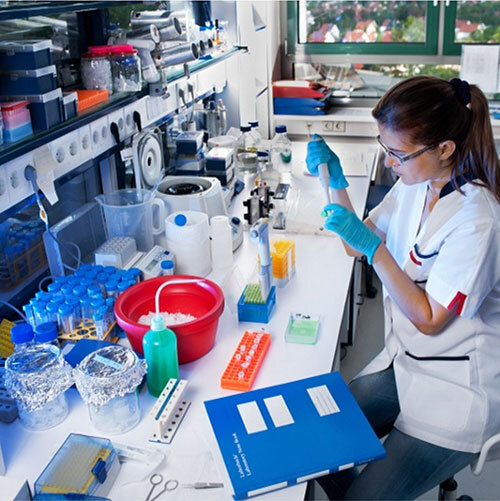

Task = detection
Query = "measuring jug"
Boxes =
[96,189,164,251]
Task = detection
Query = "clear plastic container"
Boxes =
[4,344,73,430]
[236,125,258,175]
[95,189,164,252]
[73,345,146,435]
[81,53,113,93]
[271,125,293,178]
[111,46,142,93]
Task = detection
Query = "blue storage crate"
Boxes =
[0,65,57,96]
[0,40,53,70]
[238,286,276,323]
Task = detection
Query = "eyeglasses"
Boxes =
[377,135,437,165]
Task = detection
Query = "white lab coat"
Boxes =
[359,178,500,453]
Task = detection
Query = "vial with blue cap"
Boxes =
[105,281,119,300]
[11,322,34,351]
[35,322,60,348]
[72,285,87,297]
[32,301,49,326]
[87,285,102,298]
[22,304,35,328]
[92,311,105,340]
[58,303,74,334]
[161,260,174,276]
[127,267,142,283]
[46,301,60,324]
[47,282,61,295]
[80,297,93,323]
[116,281,130,295]
[90,297,106,316]
[66,296,82,322]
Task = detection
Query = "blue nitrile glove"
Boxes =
[323,203,381,264]
[306,134,349,189]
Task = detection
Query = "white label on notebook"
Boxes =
[307,385,340,417]
[297,470,330,482]
[338,462,355,471]
[237,401,268,434]
[248,481,288,496]
[264,395,295,428]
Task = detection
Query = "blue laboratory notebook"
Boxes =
[204,371,385,500]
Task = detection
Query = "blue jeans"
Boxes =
[316,366,478,500]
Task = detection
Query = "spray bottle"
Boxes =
[142,278,200,397]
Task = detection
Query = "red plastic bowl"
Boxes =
[114,275,224,364]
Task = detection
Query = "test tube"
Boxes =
[90,297,106,316]
[93,312,105,340]
[105,298,115,326]
[22,303,35,328]
[98,305,109,331]
[58,303,74,334]
[116,281,130,296]
[105,281,119,300]
[80,297,93,323]
[66,296,82,324]
[161,260,174,275]
[32,300,48,326]
[128,267,142,283]
[46,301,59,323]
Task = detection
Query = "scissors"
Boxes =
[144,473,178,501]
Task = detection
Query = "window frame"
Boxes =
[287,0,440,56]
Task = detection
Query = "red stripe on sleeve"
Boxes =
[447,292,467,315]
[409,249,422,266]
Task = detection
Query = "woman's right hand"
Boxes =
[306,134,349,189]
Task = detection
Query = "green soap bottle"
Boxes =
[142,316,179,397]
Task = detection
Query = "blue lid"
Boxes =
[66,297,80,307]
[22,304,32,312]
[73,285,86,296]
[275,125,287,133]
[174,214,187,226]
[94,265,104,273]
[91,298,105,308]
[35,291,51,301]
[58,303,73,316]
[249,121,259,127]
[97,305,108,316]
[54,276,68,285]
[163,251,170,255]
[46,302,59,313]
[87,285,101,296]
[80,264,93,272]
[80,278,94,287]
[117,282,129,292]
[106,297,115,308]
[80,297,92,306]
[96,272,108,283]
[129,267,141,277]
[11,323,33,344]
[35,322,58,343]
[240,125,251,132]
[47,282,60,293]
[161,260,174,269]
[104,266,116,274]
[32,301,46,312]
[61,284,74,295]
[50,296,65,306]
[92,312,103,322]
[105,281,118,291]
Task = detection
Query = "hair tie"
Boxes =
[450,78,471,106]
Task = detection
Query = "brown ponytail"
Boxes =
[372,76,500,203]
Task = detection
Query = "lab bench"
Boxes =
[0,140,375,500]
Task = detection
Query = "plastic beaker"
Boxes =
[95,189,164,252]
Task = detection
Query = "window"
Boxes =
[289,1,439,55]
[443,1,500,55]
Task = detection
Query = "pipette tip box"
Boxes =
[285,313,320,345]
[237,285,276,323]
[35,433,120,498]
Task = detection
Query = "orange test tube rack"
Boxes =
[220,331,271,391]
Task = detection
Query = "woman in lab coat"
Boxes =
[306,76,500,499]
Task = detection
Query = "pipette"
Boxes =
[249,219,272,302]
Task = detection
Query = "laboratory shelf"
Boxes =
[0,46,242,167]
[0,1,139,22]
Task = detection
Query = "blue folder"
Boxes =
[205,371,385,499]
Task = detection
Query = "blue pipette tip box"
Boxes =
[237,286,276,323]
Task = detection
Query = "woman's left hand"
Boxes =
[323,203,381,264]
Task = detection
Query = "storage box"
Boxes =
[3,88,63,131]
[0,39,53,70]
[76,89,109,113]
[0,65,57,95]
[1,100,31,129]
[208,165,234,186]
[176,131,204,155]
[206,146,234,172]
[62,91,78,121]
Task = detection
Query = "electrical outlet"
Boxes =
[323,121,334,131]
[5,152,34,207]
[78,124,92,162]
[333,121,346,132]
[108,108,125,142]
[50,130,81,179]
[0,165,11,212]
[89,115,113,157]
